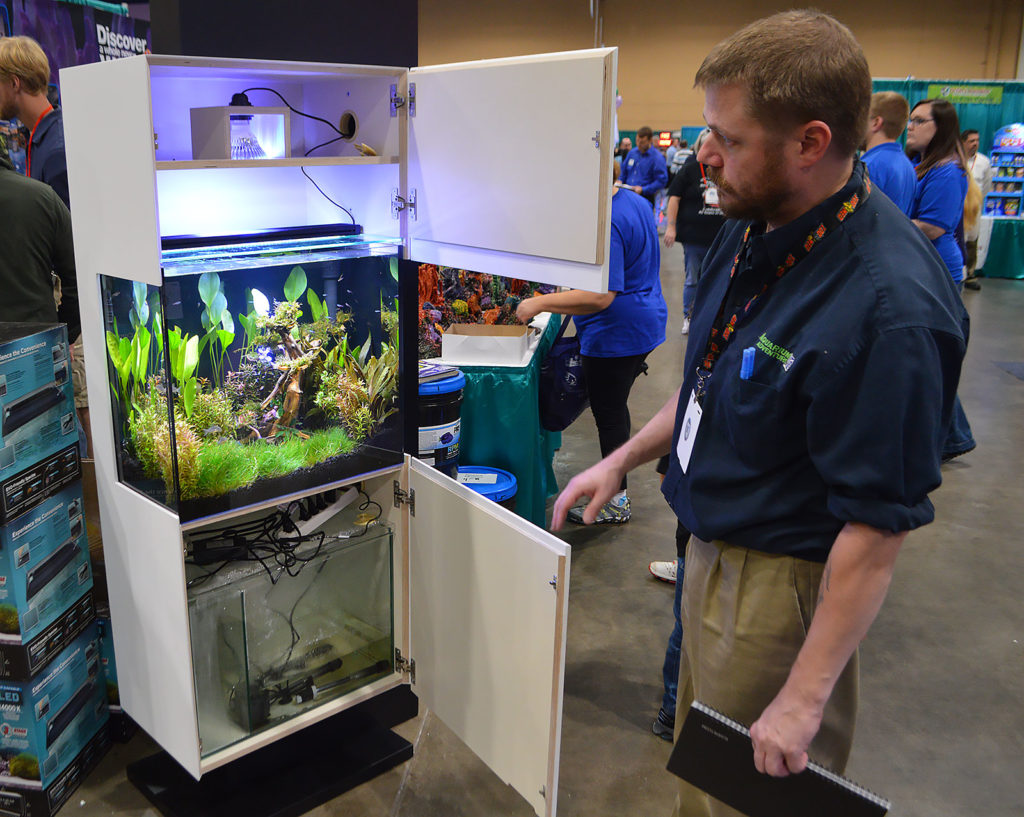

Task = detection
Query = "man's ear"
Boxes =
[794,120,833,167]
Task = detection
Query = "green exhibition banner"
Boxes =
[927,84,1003,105]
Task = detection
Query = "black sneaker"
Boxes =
[964,276,981,291]
[652,710,674,742]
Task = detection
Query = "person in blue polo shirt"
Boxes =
[861,91,916,216]
[552,11,966,814]
[619,126,668,209]
[517,164,667,524]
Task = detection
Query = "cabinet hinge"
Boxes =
[389,83,415,117]
[390,84,404,116]
[549,575,558,590]
[393,481,415,516]
[391,188,417,221]
[592,129,600,149]
[395,648,416,684]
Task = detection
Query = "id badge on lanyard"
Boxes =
[676,390,703,473]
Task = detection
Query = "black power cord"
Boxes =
[238,87,357,224]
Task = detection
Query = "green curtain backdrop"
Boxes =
[872,78,1024,154]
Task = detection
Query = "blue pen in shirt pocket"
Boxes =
[740,347,755,380]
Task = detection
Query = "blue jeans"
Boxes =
[682,244,709,318]
[659,555,685,721]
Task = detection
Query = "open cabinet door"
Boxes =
[408,458,570,817]
[407,49,616,291]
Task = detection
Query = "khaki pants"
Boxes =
[672,537,859,817]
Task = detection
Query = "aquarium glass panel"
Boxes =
[99,276,177,509]
[186,497,394,757]
[103,232,404,522]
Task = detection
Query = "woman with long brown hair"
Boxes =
[906,98,975,459]
[905,98,969,283]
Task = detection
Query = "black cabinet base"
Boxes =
[127,686,418,817]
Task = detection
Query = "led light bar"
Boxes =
[25,540,81,601]
[45,678,96,748]
[2,382,64,436]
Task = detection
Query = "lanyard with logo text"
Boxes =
[693,175,871,402]
[25,104,53,178]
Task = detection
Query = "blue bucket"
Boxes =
[457,465,518,512]
[417,370,465,478]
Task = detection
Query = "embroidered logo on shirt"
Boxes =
[756,333,795,370]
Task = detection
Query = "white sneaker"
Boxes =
[648,560,677,583]
[681,317,690,335]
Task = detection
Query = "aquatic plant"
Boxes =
[225,357,279,411]
[314,370,373,441]
[198,272,235,388]
[188,388,237,441]
[252,266,348,438]
[167,327,200,418]
[158,410,201,500]
[129,385,168,479]
[194,440,259,497]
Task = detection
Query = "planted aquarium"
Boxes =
[100,226,404,522]
[185,490,394,756]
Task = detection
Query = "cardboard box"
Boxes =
[0,625,110,817]
[440,324,536,366]
[0,324,80,525]
[0,483,94,680]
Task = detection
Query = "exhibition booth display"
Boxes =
[984,123,1024,218]
[61,47,618,817]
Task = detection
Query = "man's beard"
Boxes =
[707,149,791,223]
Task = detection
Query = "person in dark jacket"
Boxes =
[663,129,725,334]
[0,151,79,339]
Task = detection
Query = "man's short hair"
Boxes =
[694,10,871,158]
[636,126,653,139]
[0,36,51,96]
[961,129,979,141]
[869,92,910,140]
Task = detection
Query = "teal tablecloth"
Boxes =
[456,317,561,528]
[978,218,1024,279]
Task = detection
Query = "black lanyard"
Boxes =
[694,175,871,401]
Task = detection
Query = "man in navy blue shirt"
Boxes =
[861,91,916,216]
[554,11,966,815]
[0,36,69,209]
[619,126,668,209]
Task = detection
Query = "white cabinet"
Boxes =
[60,50,613,817]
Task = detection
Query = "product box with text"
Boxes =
[0,324,80,525]
[0,483,94,680]
[0,625,110,817]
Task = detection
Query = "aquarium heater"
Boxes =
[1,382,65,436]
[45,678,96,748]
[25,540,81,601]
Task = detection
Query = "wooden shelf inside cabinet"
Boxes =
[155,156,399,170]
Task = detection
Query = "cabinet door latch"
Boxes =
[395,648,416,684]
[391,188,417,221]
[394,481,415,515]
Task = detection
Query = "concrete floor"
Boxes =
[72,251,1023,817]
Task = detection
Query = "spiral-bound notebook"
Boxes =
[667,702,890,817]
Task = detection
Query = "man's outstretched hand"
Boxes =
[550,459,626,530]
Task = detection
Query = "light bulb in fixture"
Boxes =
[230,114,266,159]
